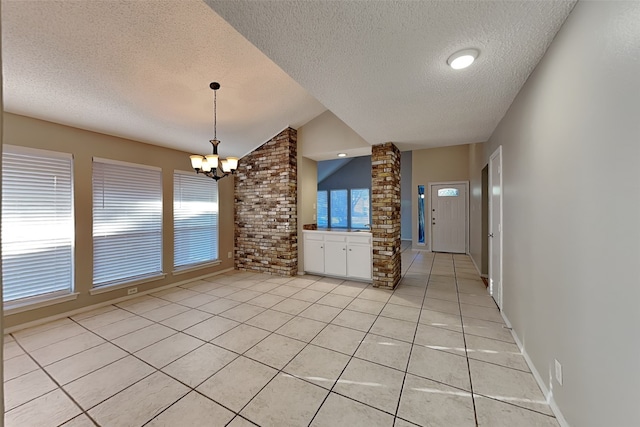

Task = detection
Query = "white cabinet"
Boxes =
[303,231,372,281]
[325,238,347,277]
[304,239,325,274]
[347,244,372,280]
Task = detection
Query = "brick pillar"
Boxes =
[234,128,298,276]
[371,142,401,289]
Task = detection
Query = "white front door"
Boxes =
[431,183,467,253]
[489,147,503,309]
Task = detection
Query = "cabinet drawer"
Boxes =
[304,233,324,241]
[325,234,347,242]
[347,235,371,244]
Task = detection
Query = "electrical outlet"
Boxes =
[127,287,138,295]
[555,359,563,385]
[228,251,233,259]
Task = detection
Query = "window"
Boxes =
[93,158,162,288]
[438,188,460,197]
[174,172,218,269]
[317,190,328,228]
[350,188,370,229]
[2,146,74,302]
[330,189,348,227]
[316,188,370,229]
[418,185,425,244]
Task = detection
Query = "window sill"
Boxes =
[4,292,80,316]
[172,260,222,276]
[90,273,167,295]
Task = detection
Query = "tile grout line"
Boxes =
[67,301,276,426]
[117,285,326,426]
[223,277,372,426]
[190,268,429,425]
[392,249,434,427]
[307,249,429,427]
[131,275,362,425]
[7,331,102,427]
[450,258,559,419]
[10,266,398,422]
[6,260,500,427]
[6,273,302,426]
[67,316,196,420]
[452,253,480,427]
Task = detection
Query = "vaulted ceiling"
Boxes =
[2,0,575,159]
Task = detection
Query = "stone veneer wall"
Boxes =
[371,142,402,289]
[234,128,298,276]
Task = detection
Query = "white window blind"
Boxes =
[174,171,218,269]
[93,158,162,288]
[2,146,74,302]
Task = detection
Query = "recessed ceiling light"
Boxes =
[337,153,347,157]
[447,48,479,70]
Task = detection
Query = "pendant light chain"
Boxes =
[189,81,239,181]
[213,87,217,141]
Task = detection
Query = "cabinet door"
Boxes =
[347,244,372,280]
[304,240,325,274]
[324,241,347,276]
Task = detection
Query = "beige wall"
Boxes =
[480,1,640,425]
[296,150,317,274]
[411,144,470,249]
[468,142,485,274]
[3,113,235,329]
[299,110,371,160]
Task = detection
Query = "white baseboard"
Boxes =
[469,254,489,279]
[4,267,233,334]
[470,254,482,276]
[501,311,570,427]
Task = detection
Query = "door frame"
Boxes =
[488,146,503,310]
[428,181,469,253]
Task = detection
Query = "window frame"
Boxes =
[349,188,371,229]
[329,189,349,228]
[91,157,164,291]
[317,188,371,229]
[173,170,220,272]
[2,145,76,308]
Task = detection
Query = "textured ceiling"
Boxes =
[1,0,325,158]
[207,0,576,151]
[2,0,576,159]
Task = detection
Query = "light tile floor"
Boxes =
[3,250,559,427]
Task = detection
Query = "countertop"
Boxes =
[303,228,371,233]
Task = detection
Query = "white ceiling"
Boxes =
[1,0,325,158]
[2,0,575,159]
[206,0,576,151]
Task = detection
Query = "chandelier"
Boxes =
[189,82,239,181]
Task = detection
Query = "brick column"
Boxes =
[371,142,401,289]
[234,128,298,276]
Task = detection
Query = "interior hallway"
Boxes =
[4,249,556,426]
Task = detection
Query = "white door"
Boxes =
[324,241,347,276]
[347,244,372,280]
[431,183,467,253]
[304,238,325,274]
[489,147,503,309]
